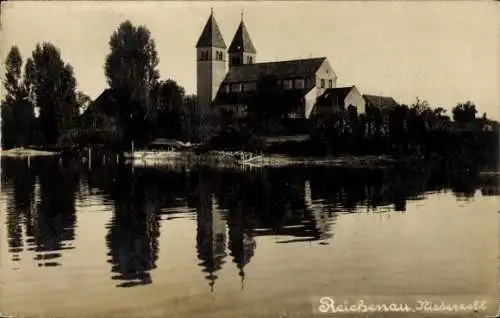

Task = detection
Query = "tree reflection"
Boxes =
[29,159,78,266]
[105,164,161,287]
[3,158,35,262]
[2,157,79,267]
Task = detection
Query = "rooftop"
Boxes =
[196,11,227,49]
[222,57,327,83]
[228,20,257,54]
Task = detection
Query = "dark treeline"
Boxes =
[214,77,499,170]
[1,21,198,151]
[309,100,499,168]
[3,157,498,287]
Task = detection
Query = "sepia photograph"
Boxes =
[0,1,499,317]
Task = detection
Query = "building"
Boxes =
[314,85,366,116]
[195,10,340,119]
[363,94,399,113]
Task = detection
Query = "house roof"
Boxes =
[221,57,327,84]
[196,12,227,49]
[228,20,256,54]
[363,94,399,110]
[317,86,355,105]
[83,88,135,118]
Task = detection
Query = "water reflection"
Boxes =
[3,158,35,262]
[1,156,498,289]
[194,168,227,291]
[105,164,161,288]
[3,158,78,266]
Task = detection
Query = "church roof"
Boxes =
[221,57,327,83]
[228,20,257,54]
[196,12,227,49]
[317,86,355,105]
[363,94,399,111]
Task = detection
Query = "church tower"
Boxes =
[228,13,257,68]
[196,9,227,115]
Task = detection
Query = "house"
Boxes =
[363,94,399,113]
[313,86,366,115]
[78,88,137,145]
[81,89,131,128]
[196,10,341,120]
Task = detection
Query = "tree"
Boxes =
[25,43,78,145]
[452,101,477,124]
[181,94,198,141]
[151,80,185,115]
[104,20,160,117]
[2,46,34,148]
[411,97,430,115]
[76,91,92,114]
[433,107,446,117]
[388,104,410,153]
[254,74,289,117]
[4,46,23,101]
[150,79,186,138]
[248,74,291,133]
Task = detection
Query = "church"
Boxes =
[195,10,369,119]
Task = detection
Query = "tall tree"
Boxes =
[150,79,186,138]
[2,46,34,148]
[25,43,78,145]
[181,94,198,141]
[4,46,23,100]
[104,20,159,116]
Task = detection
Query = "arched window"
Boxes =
[320,79,325,88]
[328,79,333,88]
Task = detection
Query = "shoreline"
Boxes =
[123,150,416,169]
[0,148,59,157]
[1,148,496,173]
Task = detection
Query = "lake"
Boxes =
[0,156,498,317]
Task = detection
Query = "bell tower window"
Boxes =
[200,50,209,60]
[231,55,241,66]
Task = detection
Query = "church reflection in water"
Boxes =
[2,156,498,289]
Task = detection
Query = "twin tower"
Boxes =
[195,10,257,115]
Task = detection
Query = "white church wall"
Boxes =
[344,86,366,114]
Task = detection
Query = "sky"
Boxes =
[1,1,499,119]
